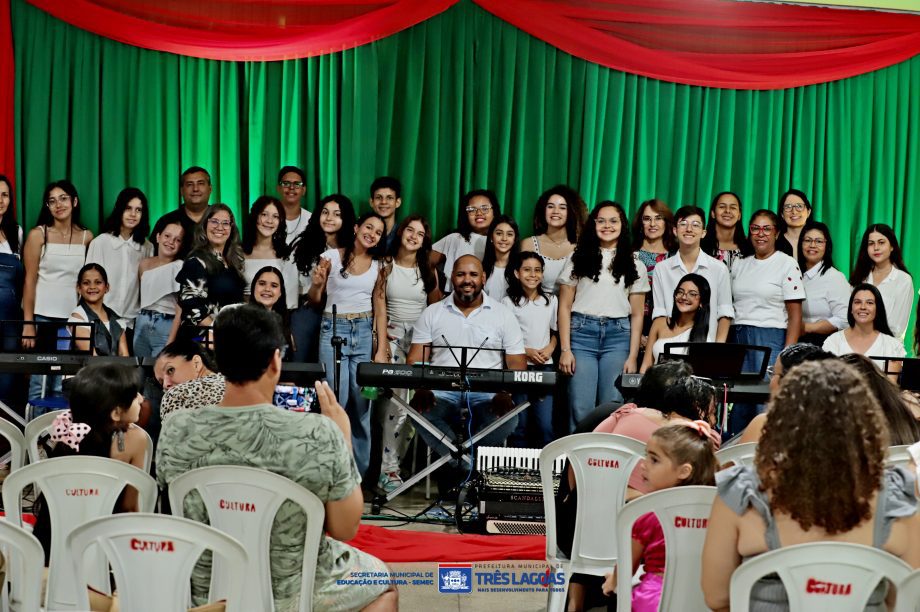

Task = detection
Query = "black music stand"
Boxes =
[871,355,910,384]
[368,344,532,513]
[662,342,771,431]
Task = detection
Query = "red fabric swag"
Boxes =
[473,0,920,89]
[26,0,459,61]
[0,0,14,180]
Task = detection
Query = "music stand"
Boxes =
[662,342,771,432]
[898,358,920,391]
[870,355,908,383]
[366,343,532,513]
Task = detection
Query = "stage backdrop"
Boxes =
[9,0,920,344]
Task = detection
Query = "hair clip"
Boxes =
[50,410,91,452]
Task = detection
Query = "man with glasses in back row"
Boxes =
[651,205,734,342]
[276,166,311,244]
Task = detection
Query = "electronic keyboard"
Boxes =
[356,362,556,393]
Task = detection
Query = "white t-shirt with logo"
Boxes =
[730,251,805,328]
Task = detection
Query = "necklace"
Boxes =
[544,233,568,247]
[288,210,305,238]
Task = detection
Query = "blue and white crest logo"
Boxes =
[438,564,472,593]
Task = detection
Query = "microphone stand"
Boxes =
[331,304,347,398]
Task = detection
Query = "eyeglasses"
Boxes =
[279,181,304,189]
[675,289,700,299]
[766,366,775,378]
[465,205,493,214]
[207,219,232,229]
[749,224,775,235]
[783,203,806,212]
[676,220,704,230]
[641,215,663,225]
[801,237,826,246]
[46,195,72,207]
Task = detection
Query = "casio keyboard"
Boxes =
[356,362,556,392]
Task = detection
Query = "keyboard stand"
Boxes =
[371,392,530,512]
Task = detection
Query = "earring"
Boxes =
[113,429,125,452]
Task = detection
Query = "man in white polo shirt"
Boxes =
[407,255,526,487]
[652,205,734,342]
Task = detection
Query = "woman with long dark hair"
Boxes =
[289,194,357,362]
[558,201,649,430]
[797,222,850,346]
[86,187,153,333]
[482,215,519,301]
[175,203,246,340]
[701,190,750,270]
[373,215,441,491]
[308,211,388,476]
[823,283,906,373]
[851,223,913,340]
[21,180,93,399]
[242,195,297,309]
[839,353,920,446]
[249,265,295,356]
[518,185,586,294]
[632,199,676,343]
[430,189,499,289]
[776,188,812,258]
[0,175,23,405]
[640,274,710,372]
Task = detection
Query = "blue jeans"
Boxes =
[27,315,66,401]
[510,364,555,447]
[0,253,23,406]
[133,310,175,358]
[727,325,786,438]
[568,312,631,432]
[291,303,322,363]
[417,391,518,467]
[319,314,373,476]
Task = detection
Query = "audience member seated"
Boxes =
[641,273,711,372]
[32,362,147,560]
[154,339,225,421]
[840,353,920,446]
[823,283,906,373]
[738,343,835,444]
[157,305,397,611]
[702,360,920,612]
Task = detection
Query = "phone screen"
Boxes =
[273,385,319,413]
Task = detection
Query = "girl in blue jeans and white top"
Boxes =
[135,221,184,357]
[558,201,649,431]
[373,215,441,491]
[309,212,388,476]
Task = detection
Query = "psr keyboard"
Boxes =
[356,363,556,393]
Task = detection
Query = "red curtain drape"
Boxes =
[473,0,920,89]
[0,0,14,186]
[25,0,459,61]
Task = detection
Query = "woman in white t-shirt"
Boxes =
[430,189,498,290]
[796,222,850,347]
[241,195,297,308]
[518,185,586,294]
[850,223,914,341]
[482,215,519,301]
[308,211,387,477]
[503,251,558,446]
[729,209,804,436]
[640,274,711,372]
[373,215,442,492]
[823,283,906,375]
[85,187,154,332]
[558,201,649,431]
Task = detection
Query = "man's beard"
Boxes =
[455,285,482,304]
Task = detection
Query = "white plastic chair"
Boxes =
[168,465,325,612]
[24,411,153,472]
[895,569,920,612]
[715,442,758,468]
[886,445,913,471]
[615,486,717,612]
[1,455,157,610]
[23,408,65,464]
[540,433,646,612]
[729,542,912,612]
[0,519,44,612]
[66,513,248,612]
[0,417,26,472]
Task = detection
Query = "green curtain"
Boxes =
[12,0,919,335]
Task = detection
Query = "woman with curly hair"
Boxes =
[558,201,649,430]
[702,360,920,611]
[175,204,246,341]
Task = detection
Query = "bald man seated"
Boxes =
[407,255,527,493]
